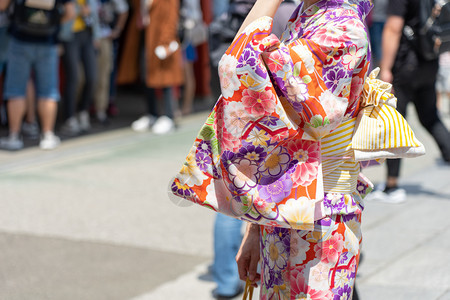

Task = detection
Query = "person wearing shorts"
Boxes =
[0,0,75,150]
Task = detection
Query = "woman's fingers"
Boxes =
[248,248,260,282]
[236,252,250,281]
[236,223,262,282]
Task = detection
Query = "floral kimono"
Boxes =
[170,0,423,299]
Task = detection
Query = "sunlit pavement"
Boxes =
[0,97,449,299]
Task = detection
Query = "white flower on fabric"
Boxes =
[246,128,271,146]
[178,149,209,187]
[342,44,365,71]
[227,159,259,191]
[265,233,288,270]
[334,270,349,288]
[345,18,367,42]
[290,232,310,264]
[327,193,342,205]
[285,75,308,104]
[278,197,315,230]
[218,54,241,98]
[318,90,348,129]
[291,43,315,74]
[223,101,252,137]
[303,259,330,291]
[205,180,219,207]
[242,16,273,35]
[344,218,361,255]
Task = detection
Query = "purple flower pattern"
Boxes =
[323,66,349,93]
[236,144,267,163]
[333,283,353,300]
[258,173,293,203]
[195,152,212,172]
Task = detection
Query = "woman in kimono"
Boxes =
[169,0,419,298]
[171,0,424,297]
[228,0,373,299]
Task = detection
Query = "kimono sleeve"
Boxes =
[219,16,370,141]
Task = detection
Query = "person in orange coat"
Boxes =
[132,0,184,134]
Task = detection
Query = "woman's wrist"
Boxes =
[247,223,260,233]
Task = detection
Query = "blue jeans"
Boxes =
[0,26,10,74]
[213,213,243,297]
[62,29,97,118]
[4,38,59,100]
[213,0,229,18]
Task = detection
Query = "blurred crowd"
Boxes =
[0,0,212,151]
[0,0,449,154]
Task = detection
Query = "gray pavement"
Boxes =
[0,102,449,300]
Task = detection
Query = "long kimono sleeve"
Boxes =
[218,15,370,142]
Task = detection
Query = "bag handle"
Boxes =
[242,278,254,300]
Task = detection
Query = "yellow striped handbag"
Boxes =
[351,68,425,162]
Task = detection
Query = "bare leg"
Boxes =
[386,176,399,189]
[25,80,36,124]
[7,97,26,135]
[37,99,58,133]
[182,61,196,115]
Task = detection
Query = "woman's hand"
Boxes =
[236,223,261,288]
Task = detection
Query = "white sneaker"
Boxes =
[0,134,24,150]
[22,122,40,140]
[39,131,61,150]
[366,185,407,204]
[60,117,81,136]
[131,115,156,132]
[152,115,175,135]
[96,111,108,123]
[78,110,91,132]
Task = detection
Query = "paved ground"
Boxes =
[0,94,449,300]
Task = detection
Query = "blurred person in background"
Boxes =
[368,0,387,67]
[0,0,10,125]
[213,0,229,19]
[93,0,128,124]
[436,51,450,114]
[60,0,99,136]
[0,0,75,150]
[1,1,40,140]
[373,0,450,203]
[0,0,9,76]
[178,0,206,116]
[104,5,125,118]
[131,0,184,135]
